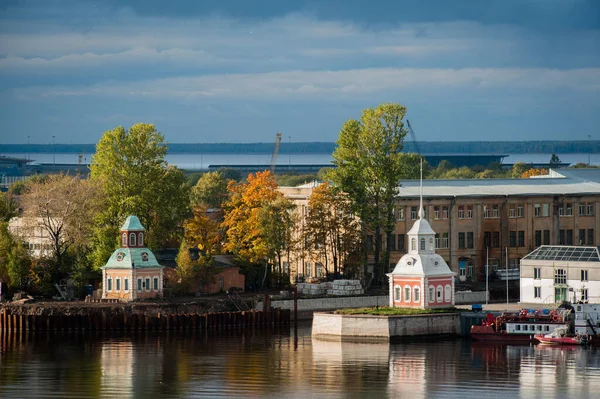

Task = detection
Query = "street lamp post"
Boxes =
[288,136,291,170]
[486,246,489,305]
[505,247,509,310]
[52,135,56,165]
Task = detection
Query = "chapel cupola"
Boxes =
[407,160,436,256]
[120,215,146,248]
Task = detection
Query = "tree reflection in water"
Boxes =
[1,327,600,398]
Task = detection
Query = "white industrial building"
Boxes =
[8,217,55,258]
[520,245,600,304]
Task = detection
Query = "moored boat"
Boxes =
[471,308,572,343]
[572,303,600,346]
[535,326,587,346]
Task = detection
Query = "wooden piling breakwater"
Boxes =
[0,307,290,334]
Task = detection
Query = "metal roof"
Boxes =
[396,168,600,198]
[102,247,163,269]
[120,215,146,231]
[522,245,600,262]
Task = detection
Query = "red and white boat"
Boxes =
[471,308,572,343]
[535,326,587,346]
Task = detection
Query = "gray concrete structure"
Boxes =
[312,312,460,342]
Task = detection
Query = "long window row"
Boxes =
[390,228,592,251]
[394,202,595,221]
[534,268,589,282]
[107,276,159,292]
[121,232,144,247]
[394,284,451,304]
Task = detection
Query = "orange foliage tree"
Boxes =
[183,206,223,257]
[521,168,549,178]
[221,171,282,264]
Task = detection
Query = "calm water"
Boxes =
[1,324,600,398]
[4,153,600,169]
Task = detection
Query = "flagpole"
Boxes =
[486,246,489,305]
[505,246,509,310]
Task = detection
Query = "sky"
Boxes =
[0,0,599,144]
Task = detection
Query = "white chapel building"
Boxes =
[387,180,456,309]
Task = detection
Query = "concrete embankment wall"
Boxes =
[312,312,461,342]
[261,292,487,320]
[256,296,389,320]
[456,291,488,304]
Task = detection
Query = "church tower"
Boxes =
[101,216,164,301]
[386,160,455,309]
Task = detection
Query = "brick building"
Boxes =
[281,169,600,282]
[278,182,322,282]
[389,169,600,280]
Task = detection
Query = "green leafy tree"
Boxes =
[175,241,198,294]
[191,171,230,209]
[328,103,409,286]
[0,222,32,291]
[440,166,477,179]
[550,153,561,167]
[510,162,530,178]
[216,167,242,182]
[275,174,318,187]
[304,182,360,277]
[428,160,453,179]
[176,235,218,295]
[0,191,18,222]
[476,169,495,179]
[67,246,97,296]
[258,197,296,287]
[89,123,190,268]
[397,153,426,179]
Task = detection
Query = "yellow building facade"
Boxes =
[281,169,600,282]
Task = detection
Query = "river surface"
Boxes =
[1,324,600,398]
[3,153,600,168]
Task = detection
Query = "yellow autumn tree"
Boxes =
[183,206,223,257]
[221,171,282,264]
[521,168,549,178]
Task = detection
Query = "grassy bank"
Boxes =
[335,307,458,316]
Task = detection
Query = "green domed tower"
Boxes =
[101,216,164,301]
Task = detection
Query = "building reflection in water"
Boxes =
[5,330,600,398]
[99,339,135,397]
[471,342,600,398]
[311,338,391,395]
[521,345,600,399]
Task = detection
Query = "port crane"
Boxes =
[406,120,421,154]
[270,132,282,174]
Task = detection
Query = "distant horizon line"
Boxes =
[1,140,598,145]
[1,141,599,156]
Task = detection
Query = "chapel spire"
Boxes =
[418,158,424,219]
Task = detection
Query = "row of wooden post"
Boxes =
[0,308,290,334]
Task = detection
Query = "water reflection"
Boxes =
[1,328,600,398]
[100,340,134,397]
